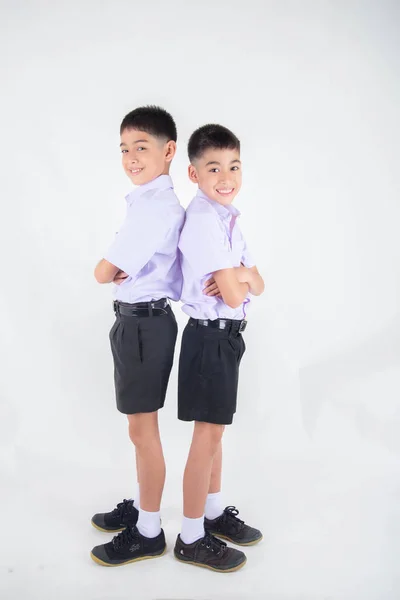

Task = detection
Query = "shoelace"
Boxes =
[112,525,139,550]
[110,499,133,519]
[201,532,227,556]
[221,506,245,530]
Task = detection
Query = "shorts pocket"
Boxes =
[109,319,119,340]
[238,335,246,363]
[125,322,142,363]
[225,335,246,365]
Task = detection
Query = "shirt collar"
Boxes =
[196,188,240,220]
[125,174,173,206]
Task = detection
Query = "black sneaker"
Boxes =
[91,524,166,567]
[174,532,246,573]
[91,499,138,533]
[205,506,263,546]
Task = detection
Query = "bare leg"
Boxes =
[183,422,224,518]
[127,412,165,512]
[209,435,224,493]
[135,449,140,485]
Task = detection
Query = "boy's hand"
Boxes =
[203,277,222,298]
[113,270,129,285]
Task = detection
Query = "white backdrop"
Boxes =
[1,1,399,599]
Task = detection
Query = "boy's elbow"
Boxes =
[252,283,265,297]
[229,301,243,309]
[224,294,245,309]
[94,265,109,284]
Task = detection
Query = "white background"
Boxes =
[1,1,399,599]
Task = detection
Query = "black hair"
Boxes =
[188,124,240,162]
[120,105,177,142]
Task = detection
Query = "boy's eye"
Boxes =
[231,166,239,171]
[210,168,219,173]
[121,149,128,154]
[137,146,145,151]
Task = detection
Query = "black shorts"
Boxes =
[109,302,178,414]
[178,318,246,425]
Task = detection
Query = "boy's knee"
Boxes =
[128,421,140,446]
[194,422,224,454]
[127,413,159,449]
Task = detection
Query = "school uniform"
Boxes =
[104,174,185,415]
[178,189,255,425]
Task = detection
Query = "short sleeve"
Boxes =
[179,213,234,277]
[241,238,256,268]
[104,202,168,279]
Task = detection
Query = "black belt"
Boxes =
[189,317,247,333]
[113,298,169,317]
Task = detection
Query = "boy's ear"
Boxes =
[188,164,198,183]
[165,140,176,163]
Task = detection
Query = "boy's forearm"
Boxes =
[94,259,120,284]
[246,271,264,296]
[213,270,250,309]
[234,282,250,306]
[235,266,265,296]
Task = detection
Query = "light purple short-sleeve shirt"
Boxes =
[179,189,256,320]
[105,175,185,303]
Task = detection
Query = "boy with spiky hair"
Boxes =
[174,124,265,572]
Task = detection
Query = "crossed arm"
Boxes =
[94,259,265,307]
[94,259,127,284]
[204,265,265,309]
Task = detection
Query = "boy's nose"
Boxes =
[219,175,231,184]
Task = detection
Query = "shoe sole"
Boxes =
[210,532,263,547]
[90,546,167,567]
[174,554,246,573]
[91,518,161,533]
[91,520,125,533]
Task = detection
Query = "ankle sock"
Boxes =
[180,515,205,545]
[205,492,223,520]
[137,508,161,538]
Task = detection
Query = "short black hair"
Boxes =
[188,124,240,162]
[120,105,177,142]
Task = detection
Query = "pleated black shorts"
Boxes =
[178,318,246,425]
[109,304,177,414]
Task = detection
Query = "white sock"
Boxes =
[137,508,161,538]
[180,515,205,545]
[205,492,224,521]
[132,483,140,510]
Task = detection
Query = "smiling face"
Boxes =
[188,147,242,206]
[189,148,242,206]
[120,128,176,185]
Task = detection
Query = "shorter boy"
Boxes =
[174,124,265,572]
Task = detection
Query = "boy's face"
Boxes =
[188,147,242,206]
[120,128,176,185]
